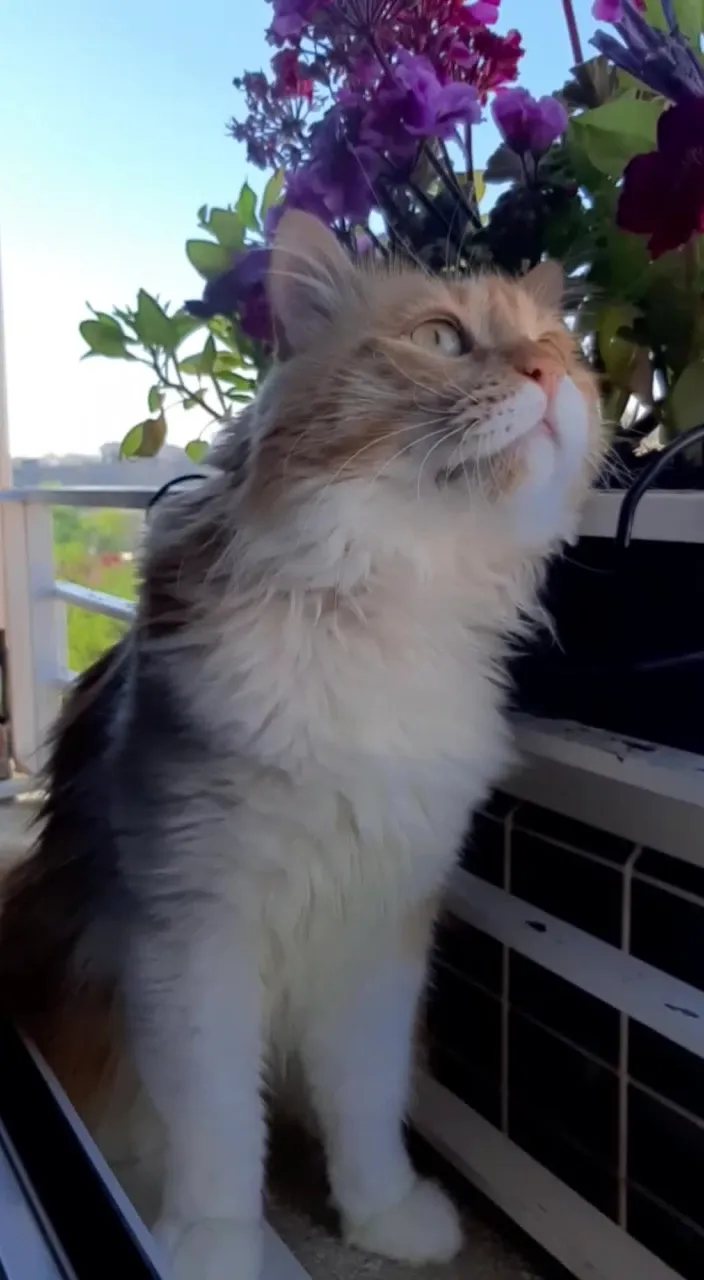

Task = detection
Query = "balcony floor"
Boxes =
[0,798,543,1280]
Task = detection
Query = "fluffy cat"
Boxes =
[0,211,602,1280]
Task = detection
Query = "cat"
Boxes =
[0,210,603,1280]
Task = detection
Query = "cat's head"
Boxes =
[218,211,603,565]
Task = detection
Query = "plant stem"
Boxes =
[560,0,585,66]
[210,375,229,416]
[142,353,222,422]
[425,142,481,229]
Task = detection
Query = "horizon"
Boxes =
[2,0,599,461]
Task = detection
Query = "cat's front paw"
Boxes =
[154,1216,262,1280]
[344,1177,462,1265]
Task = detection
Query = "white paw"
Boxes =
[344,1178,463,1265]
[153,1216,262,1280]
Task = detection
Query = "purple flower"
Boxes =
[186,248,273,344]
[270,0,328,42]
[295,106,383,222]
[592,0,704,102]
[364,52,481,155]
[492,88,567,156]
[264,168,332,242]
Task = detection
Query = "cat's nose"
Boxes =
[517,353,561,401]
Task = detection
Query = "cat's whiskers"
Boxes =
[416,422,468,501]
[366,416,461,491]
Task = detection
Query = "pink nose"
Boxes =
[514,345,563,399]
[518,353,562,401]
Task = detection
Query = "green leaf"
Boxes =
[178,335,217,378]
[79,318,132,359]
[672,0,704,47]
[186,239,231,279]
[134,291,177,349]
[208,208,245,251]
[185,439,210,464]
[148,385,164,413]
[472,171,486,206]
[643,0,703,43]
[598,304,640,375]
[171,309,204,346]
[201,334,217,375]
[237,182,259,230]
[119,413,167,459]
[87,308,125,334]
[670,361,704,433]
[260,169,285,217]
[570,95,664,179]
[207,316,240,353]
[184,396,204,410]
[119,424,145,458]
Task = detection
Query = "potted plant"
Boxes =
[79,0,704,751]
[506,0,704,753]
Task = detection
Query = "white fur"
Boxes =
[113,373,595,1279]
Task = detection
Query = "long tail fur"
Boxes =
[0,641,128,1118]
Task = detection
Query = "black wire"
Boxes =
[615,421,704,551]
[145,472,206,516]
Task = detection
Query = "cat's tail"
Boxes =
[0,640,129,1120]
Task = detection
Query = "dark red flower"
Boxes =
[617,100,704,258]
[272,49,314,101]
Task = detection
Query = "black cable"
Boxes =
[145,472,205,515]
[615,422,704,551]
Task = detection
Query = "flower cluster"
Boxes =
[191,1,579,343]
[82,0,704,467]
[231,0,523,224]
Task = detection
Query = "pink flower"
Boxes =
[466,1,500,23]
[592,0,645,21]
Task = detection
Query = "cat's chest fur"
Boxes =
[193,563,512,955]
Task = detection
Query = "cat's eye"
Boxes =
[410,319,466,356]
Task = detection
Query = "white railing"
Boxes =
[0,486,154,778]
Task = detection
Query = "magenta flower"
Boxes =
[492,87,567,157]
[592,0,644,21]
[617,99,704,258]
[467,0,500,23]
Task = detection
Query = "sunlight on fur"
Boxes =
[0,211,603,1280]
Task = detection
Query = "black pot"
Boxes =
[512,425,704,755]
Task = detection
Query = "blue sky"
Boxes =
[1,0,599,458]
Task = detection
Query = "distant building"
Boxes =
[12,443,198,490]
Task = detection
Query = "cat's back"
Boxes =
[0,640,129,1082]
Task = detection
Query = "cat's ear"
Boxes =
[268,211,356,360]
[522,259,564,311]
